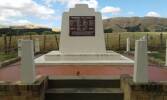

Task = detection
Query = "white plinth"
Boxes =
[35,51,134,65]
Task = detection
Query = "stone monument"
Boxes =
[60,4,105,54]
[35,4,134,65]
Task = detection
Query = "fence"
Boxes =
[105,32,167,51]
[0,34,60,54]
[0,32,167,54]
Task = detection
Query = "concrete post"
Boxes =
[126,37,130,52]
[133,40,148,83]
[165,40,167,66]
[142,35,147,41]
[21,40,35,84]
[17,39,23,57]
[34,38,40,53]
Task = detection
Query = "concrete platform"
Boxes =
[35,51,134,65]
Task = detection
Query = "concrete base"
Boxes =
[35,51,134,65]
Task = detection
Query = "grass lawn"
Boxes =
[148,51,166,65]
[149,51,165,61]
[0,52,17,62]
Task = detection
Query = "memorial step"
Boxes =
[48,78,121,88]
[45,88,124,100]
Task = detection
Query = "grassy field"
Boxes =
[149,52,165,61]
[0,52,17,62]
[0,32,167,61]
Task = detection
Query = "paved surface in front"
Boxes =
[0,62,167,82]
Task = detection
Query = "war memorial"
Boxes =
[0,4,167,100]
[35,4,134,65]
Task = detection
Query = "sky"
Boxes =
[0,0,167,28]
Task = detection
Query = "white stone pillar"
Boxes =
[21,40,35,84]
[34,38,40,53]
[133,40,148,83]
[165,40,167,66]
[126,37,130,52]
[17,39,23,57]
[142,35,147,41]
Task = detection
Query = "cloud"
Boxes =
[17,19,32,25]
[44,0,98,9]
[0,0,55,19]
[146,11,160,17]
[101,6,121,14]
[0,18,32,26]
[0,0,56,26]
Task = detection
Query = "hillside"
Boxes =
[103,17,167,32]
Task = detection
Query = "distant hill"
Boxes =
[0,24,52,35]
[103,17,167,32]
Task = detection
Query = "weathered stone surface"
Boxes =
[0,76,48,100]
[121,75,167,100]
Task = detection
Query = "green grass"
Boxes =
[0,52,17,62]
[149,51,166,61]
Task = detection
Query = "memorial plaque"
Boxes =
[69,16,95,36]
